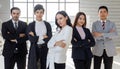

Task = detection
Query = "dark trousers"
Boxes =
[4,54,26,69]
[47,63,65,69]
[36,46,48,69]
[55,63,65,69]
[73,59,92,69]
[94,50,113,69]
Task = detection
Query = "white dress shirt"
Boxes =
[35,20,47,44]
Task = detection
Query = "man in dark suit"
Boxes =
[1,7,28,69]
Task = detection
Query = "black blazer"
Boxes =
[27,21,52,69]
[71,27,95,60]
[1,19,28,57]
[27,21,52,46]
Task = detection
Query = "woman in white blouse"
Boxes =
[47,11,73,69]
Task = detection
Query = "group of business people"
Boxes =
[1,3,117,69]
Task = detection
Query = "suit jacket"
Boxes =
[1,19,28,58]
[92,20,118,57]
[27,21,52,69]
[71,27,95,60]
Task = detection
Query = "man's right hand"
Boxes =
[10,39,17,43]
[29,31,34,36]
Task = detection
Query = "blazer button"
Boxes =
[80,46,82,47]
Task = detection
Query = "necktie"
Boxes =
[14,22,18,30]
[102,21,105,30]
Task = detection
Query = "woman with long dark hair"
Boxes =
[72,12,95,69]
[47,11,73,69]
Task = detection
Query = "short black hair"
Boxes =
[34,4,44,13]
[11,7,20,14]
[98,6,108,12]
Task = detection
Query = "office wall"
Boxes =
[0,0,10,29]
[80,0,120,46]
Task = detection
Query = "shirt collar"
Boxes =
[100,20,106,23]
[35,20,43,23]
[76,26,82,28]
[12,19,18,24]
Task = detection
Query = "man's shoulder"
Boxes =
[93,20,100,23]
[92,20,100,26]
[2,20,12,25]
[106,20,114,24]
[19,20,27,24]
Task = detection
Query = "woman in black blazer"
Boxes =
[71,12,95,69]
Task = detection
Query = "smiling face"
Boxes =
[77,14,85,27]
[34,9,44,21]
[98,8,108,20]
[11,9,20,21]
[56,14,68,28]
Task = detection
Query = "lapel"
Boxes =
[104,20,109,30]
[44,21,48,33]
[9,20,16,32]
[17,21,22,33]
[98,21,103,30]
[75,27,87,40]
[82,28,87,39]
[32,21,36,35]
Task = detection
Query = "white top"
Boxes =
[47,25,73,69]
[35,20,47,44]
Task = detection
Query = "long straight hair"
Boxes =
[73,12,87,27]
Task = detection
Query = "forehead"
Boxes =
[35,9,44,12]
[99,8,107,12]
[79,14,85,17]
[56,14,64,18]
[12,9,20,13]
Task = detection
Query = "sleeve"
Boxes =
[27,23,39,43]
[17,22,28,43]
[62,27,73,46]
[71,28,83,47]
[48,27,72,48]
[47,35,56,48]
[92,22,104,40]
[83,29,95,48]
[43,22,52,44]
[1,22,15,41]
[102,23,118,40]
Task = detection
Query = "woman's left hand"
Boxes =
[55,40,66,48]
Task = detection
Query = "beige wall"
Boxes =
[0,0,10,29]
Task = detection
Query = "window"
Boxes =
[10,0,80,31]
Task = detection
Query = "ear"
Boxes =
[65,16,68,20]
